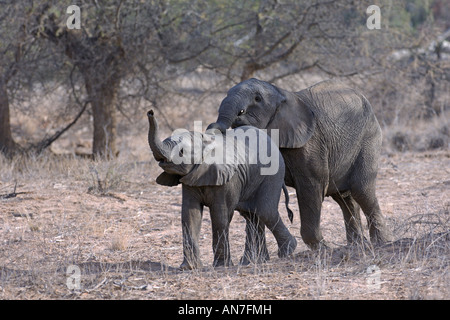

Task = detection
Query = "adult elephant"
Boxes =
[207,78,391,249]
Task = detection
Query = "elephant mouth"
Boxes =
[231,119,248,129]
[158,160,172,169]
[159,160,192,176]
[159,161,178,174]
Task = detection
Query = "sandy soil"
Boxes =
[0,150,448,300]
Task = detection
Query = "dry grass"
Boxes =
[383,110,449,153]
[0,145,448,299]
[2,68,448,300]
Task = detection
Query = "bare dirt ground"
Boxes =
[0,150,448,300]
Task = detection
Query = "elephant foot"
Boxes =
[278,237,297,258]
[347,235,371,248]
[306,239,330,251]
[239,250,270,266]
[366,213,393,245]
[370,228,393,246]
[213,258,233,268]
[180,258,203,270]
[369,227,392,247]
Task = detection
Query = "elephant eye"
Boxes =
[238,109,245,116]
[255,95,262,103]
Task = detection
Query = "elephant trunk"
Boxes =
[147,110,171,162]
[206,120,229,133]
[206,97,237,133]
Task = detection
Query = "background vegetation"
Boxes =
[0,0,449,158]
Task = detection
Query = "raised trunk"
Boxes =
[147,110,171,161]
[0,80,18,158]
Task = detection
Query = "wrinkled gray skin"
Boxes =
[147,110,297,270]
[207,78,391,249]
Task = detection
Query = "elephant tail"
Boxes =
[282,184,294,223]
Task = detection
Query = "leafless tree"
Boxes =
[0,4,29,157]
[1,0,447,159]
[0,2,88,158]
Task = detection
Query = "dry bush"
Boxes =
[383,110,449,153]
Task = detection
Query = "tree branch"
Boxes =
[33,100,89,154]
[315,63,358,77]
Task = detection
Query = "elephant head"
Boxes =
[207,78,316,148]
[147,110,238,187]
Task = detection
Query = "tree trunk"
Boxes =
[84,74,119,159]
[35,7,125,159]
[0,81,18,158]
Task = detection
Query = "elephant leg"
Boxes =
[209,206,234,267]
[352,189,391,245]
[244,181,297,258]
[256,210,297,258]
[331,193,367,245]
[350,149,391,245]
[296,186,325,250]
[180,193,204,270]
[238,210,269,265]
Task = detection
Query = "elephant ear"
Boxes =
[179,134,238,187]
[179,163,237,187]
[156,172,181,186]
[266,87,316,148]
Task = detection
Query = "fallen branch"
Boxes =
[84,277,109,293]
[0,182,29,199]
[112,280,149,291]
[32,100,90,155]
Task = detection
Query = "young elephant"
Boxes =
[147,110,297,270]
